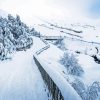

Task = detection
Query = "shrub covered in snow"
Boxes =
[30,28,40,37]
[53,39,66,50]
[0,14,37,60]
[60,52,84,76]
[71,80,100,100]
[86,81,100,100]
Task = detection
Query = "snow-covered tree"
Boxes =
[86,81,100,100]
[8,14,16,23]
[0,43,5,60]
[16,15,21,25]
[0,14,35,60]
[60,52,84,76]
[87,86,98,100]
[71,80,100,100]
[30,28,40,37]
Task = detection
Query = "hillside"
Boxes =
[0,11,100,100]
[34,18,100,100]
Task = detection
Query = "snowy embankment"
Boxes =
[35,36,100,99]
[34,44,81,100]
[29,17,100,99]
[62,37,100,85]
[78,54,100,85]
[0,37,48,100]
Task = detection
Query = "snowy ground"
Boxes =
[0,9,100,99]
[78,54,100,85]
[35,20,100,99]
[35,44,81,100]
[34,18,100,43]
[0,37,48,100]
[37,44,67,79]
[39,23,100,85]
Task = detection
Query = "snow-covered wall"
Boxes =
[33,55,81,100]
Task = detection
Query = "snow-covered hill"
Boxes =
[0,9,100,100]
[33,18,100,99]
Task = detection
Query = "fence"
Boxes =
[35,45,50,55]
[40,36,65,40]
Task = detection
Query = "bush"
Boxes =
[71,80,100,100]
[86,81,100,100]
[60,53,84,76]
[53,39,66,50]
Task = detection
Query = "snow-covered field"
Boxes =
[36,19,100,79]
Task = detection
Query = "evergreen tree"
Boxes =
[0,14,35,60]
[60,53,84,76]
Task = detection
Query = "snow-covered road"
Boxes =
[0,37,48,100]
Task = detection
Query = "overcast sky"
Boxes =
[0,0,100,22]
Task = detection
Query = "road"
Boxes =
[0,37,48,100]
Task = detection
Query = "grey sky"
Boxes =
[0,0,100,21]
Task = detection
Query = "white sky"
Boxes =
[0,0,100,24]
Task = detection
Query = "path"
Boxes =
[0,37,48,100]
